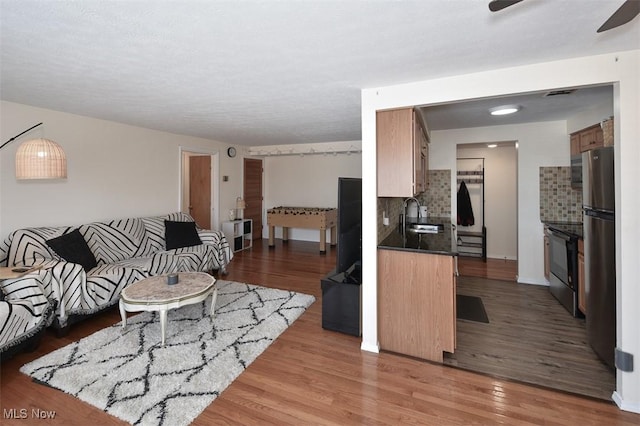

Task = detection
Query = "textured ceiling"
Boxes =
[1,1,638,146]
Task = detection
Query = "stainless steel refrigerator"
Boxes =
[582,146,616,369]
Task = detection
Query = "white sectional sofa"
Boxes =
[0,212,233,358]
[0,273,54,361]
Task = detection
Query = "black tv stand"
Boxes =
[320,264,361,336]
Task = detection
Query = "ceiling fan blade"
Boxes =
[597,0,640,33]
[489,0,524,12]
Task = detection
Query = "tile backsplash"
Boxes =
[377,197,404,243]
[377,169,451,243]
[539,166,583,223]
[419,169,451,217]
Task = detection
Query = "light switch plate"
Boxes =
[616,348,634,372]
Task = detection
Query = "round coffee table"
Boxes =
[119,272,217,346]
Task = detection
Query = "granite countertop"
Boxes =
[378,216,457,256]
[544,221,584,239]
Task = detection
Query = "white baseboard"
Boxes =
[613,391,640,414]
[487,255,518,261]
[360,341,379,353]
[517,276,549,286]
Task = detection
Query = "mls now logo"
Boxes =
[3,409,28,419]
[3,408,56,419]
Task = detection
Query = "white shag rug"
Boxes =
[21,280,315,425]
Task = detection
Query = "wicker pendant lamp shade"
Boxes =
[1,123,68,180]
[15,138,67,179]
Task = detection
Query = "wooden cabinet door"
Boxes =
[570,134,580,156]
[189,155,211,228]
[574,121,613,153]
[377,108,414,197]
[424,136,430,189]
[413,112,426,194]
[376,107,430,197]
[579,126,604,152]
[378,249,455,362]
[243,158,263,240]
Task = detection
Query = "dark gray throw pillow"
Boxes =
[164,220,202,250]
[46,229,98,272]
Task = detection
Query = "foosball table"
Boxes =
[267,207,337,253]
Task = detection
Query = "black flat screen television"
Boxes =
[336,177,362,282]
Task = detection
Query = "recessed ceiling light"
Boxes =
[490,105,520,116]
[487,144,498,148]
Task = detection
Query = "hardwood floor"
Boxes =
[455,256,615,400]
[457,256,518,281]
[447,276,615,400]
[1,240,638,425]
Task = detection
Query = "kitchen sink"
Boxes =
[408,223,443,234]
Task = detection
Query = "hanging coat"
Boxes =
[457,180,475,226]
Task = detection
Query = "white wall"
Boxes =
[455,144,518,260]
[0,101,242,238]
[567,96,614,134]
[263,151,362,241]
[361,50,640,412]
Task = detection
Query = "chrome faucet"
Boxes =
[401,197,421,231]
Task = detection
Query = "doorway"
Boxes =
[456,141,518,278]
[189,155,211,228]
[180,148,220,230]
[243,158,263,240]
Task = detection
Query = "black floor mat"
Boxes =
[456,294,489,323]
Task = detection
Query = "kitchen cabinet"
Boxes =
[377,248,456,362]
[571,119,613,153]
[579,125,604,152]
[414,114,429,192]
[377,107,429,197]
[578,238,586,315]
[570,134,581,156]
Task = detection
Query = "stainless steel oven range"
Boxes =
[547,225,583,318]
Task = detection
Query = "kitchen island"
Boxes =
[378,217,457,254]
[378,218,458,363]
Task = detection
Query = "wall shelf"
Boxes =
[457,170,484,185]
[456,160,487,261]
[457,229,487,259]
